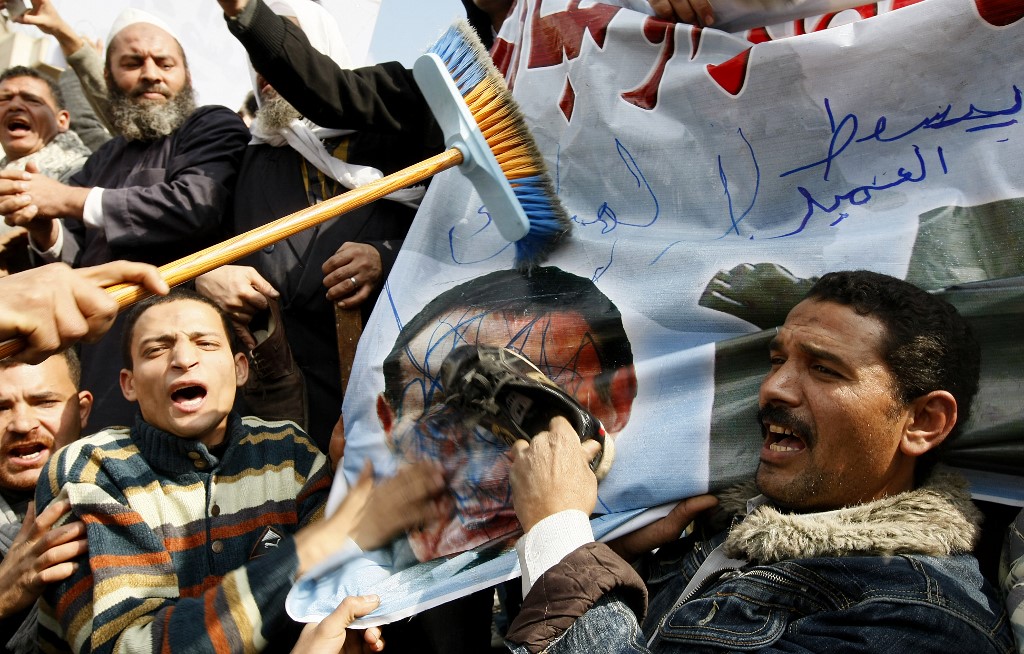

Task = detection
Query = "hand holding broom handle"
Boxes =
[105,148,464,303]
[0,149,464,361]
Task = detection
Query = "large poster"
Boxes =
[287,0,1024,625]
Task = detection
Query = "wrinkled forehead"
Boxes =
[0,356,75,396]
[777,299,889,366]
[109,23,185,60]
[0,76,57,105]
[131,299,227,344]
[394,307,598,417]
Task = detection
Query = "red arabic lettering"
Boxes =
[744,1,924,43]
[528,0,622,68]
[707,48,752,96]
[974,0,1024,25]
[621,18,679,110]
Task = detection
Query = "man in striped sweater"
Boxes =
[33,289,443,653]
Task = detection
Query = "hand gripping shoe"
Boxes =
[438,344,615,479]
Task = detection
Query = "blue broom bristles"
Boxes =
[428,22,570,271]
[429,27,487,92]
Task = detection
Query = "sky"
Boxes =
[367,0,467,67]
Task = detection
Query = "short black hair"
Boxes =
[0,348,81,390]
[804,270,981,478]
[61,347,82,389]
[382,266,633,418]
[120,287,240,369]
[0,65,65,110]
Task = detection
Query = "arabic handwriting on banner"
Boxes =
[777,87,1022,236]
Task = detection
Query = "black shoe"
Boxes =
[439,344,612,477]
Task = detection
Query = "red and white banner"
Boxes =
[288,0,1024,624]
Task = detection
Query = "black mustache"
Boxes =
[757,404,814,445]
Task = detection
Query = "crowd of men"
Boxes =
[0,0,1020,652]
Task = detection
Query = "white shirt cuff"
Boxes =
[82,187,105,229]
[516,509,594,596]
[28,221,64,261]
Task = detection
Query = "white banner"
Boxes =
[288,0,1024,625]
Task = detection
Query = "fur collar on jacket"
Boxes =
[719,471,981,563]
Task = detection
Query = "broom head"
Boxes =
[413,21,570,271]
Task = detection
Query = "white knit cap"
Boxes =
[106,8,181,46]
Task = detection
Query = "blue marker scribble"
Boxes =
[966,119,1017,132]
[777,144,937,238]
[588,202,619,234]
[593,239,617,281]
[384,280,405,335]
[782,85,1021,181]
[394,308,602,425]
[576,139,659,233]
[717,128,760,239]
[780,98,855,181]
[651,240,682,265]
[448,205,513,265]
[857,85,1021,142]
[771,85,1018,237]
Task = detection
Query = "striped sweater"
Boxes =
[34,413,331,654]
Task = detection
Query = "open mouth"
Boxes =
[170,383,208,412]
[4,116,31,135]
[764,422,807,453]
[6,441,48,465]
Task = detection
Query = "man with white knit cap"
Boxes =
[0,2,251,431]
[196,0,443,452]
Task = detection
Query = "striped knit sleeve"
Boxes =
[250,418,331,530]
[37,506,301,654]
[35,425,331,654]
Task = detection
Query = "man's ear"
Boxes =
[119,369,136,402]
[56,109,71,132]
[77,390,94,430]
[376,393,395,435]
[590,366,637,435]
[328,414,346,473]
[900,390,958,457]
[234,352,249,387]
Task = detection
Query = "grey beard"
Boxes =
[108,84,197,141]
[254,95,302,134]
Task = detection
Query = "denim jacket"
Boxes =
[506,473,1014,653]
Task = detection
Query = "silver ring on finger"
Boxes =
[350,276,358,288]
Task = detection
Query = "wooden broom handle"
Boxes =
[0,148,463,361]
